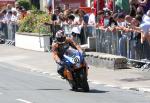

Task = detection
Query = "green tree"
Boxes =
[17,0,31,10]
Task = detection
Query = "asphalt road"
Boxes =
[0,63,150,103]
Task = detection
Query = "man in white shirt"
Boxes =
[88,7,96,25]
[87,7,96,38]
[140,10,150,44]
[140,10,150,59]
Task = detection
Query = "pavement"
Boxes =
[0,44,150,93]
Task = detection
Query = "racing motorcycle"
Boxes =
[62,48,89,92]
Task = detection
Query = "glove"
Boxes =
[82,52,86,57]
[79,50,83,54]
[57,61,65,66]
[79,50,86,57]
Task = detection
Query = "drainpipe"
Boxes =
[52,0,54,14]
[113,0,116,12]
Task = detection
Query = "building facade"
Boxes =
[40,0,89,12]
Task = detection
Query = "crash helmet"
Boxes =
[55,30,66,44]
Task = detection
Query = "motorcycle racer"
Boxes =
[51,30,86,78]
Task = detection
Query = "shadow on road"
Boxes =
[88,89,109,93]
[71,89,109,93]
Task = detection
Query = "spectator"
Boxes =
[116,12,126,27]
[70,9,83,44]
[11,11,18,23]
[116,13,128,57]
[136,6,144,16]
[103,10,111,27]
[115,0,130,13]
[129,0,139,17]
[142,11,150,23]
[83,12,89,25]
[140,10,150,43]
[139,10,150,59]
[108,14,118,28]
[107,0,113,11]
[88,7,96,25]
[138,0,150,13]
[4,11,12,24]
[0,9,7,39]
[11,2,19,12]
[73,9,80,25]
[51,9,60,25]
[67,14,75,24]
[97,10,104,27]
[129,15,142,59]
[6,4,12,13]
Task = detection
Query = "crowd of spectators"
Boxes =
[0,0,150,60]
[48,0,150,60]
[0,2,27,43]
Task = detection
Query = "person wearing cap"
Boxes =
[51,30,85,78]
[115,12,128,57]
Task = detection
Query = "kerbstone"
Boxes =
[85,52,128,69]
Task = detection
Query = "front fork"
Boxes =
[63,68,73,80]
[83,60,89,76]
[63,61,89,80]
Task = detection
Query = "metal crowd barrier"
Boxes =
[0,22,18,45]
[0,22,6,43]
[95,28,150,71]
[37,23,150,70]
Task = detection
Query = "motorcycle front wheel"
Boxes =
[68,80,78,91]
[80,69,89,92]
[81,76,89,92]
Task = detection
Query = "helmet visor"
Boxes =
[56,37,66,43]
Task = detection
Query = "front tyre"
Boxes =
[80,68,89,92]
[82,78,89,92]
[68,80,77,91]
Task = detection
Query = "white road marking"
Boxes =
[16,99,32,103]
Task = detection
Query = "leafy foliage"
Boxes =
[18,10,51,35]
[17,0,31,10]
